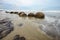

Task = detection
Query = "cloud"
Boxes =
[1,0,60,10]
[2,0,36,6]
[2,0,47,7]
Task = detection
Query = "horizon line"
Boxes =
[0,9,60,12]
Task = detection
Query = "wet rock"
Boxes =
[39,22,60,39]
[13,35,21,40]
[20,37,26,40]
[13,35,26,40]
[0,18,14,39]
[10,11,14,14]
[35,12,45,18]
[18,12,27,17]
[14,12,18,14]
[28,13,35,17]
[19,23,23,27]
[5,11,9,13]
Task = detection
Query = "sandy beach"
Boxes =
[0,11,60,40]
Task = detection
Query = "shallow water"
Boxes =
[0,11,60,40]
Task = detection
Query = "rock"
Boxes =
[20,37,26,40]
[0,18,14,39]
[10,11,14,14]
[18,12,27,17]
[14,12,18,14]
[35,12,45,18]
[39,22,60,39]
[28,13,35,17]
[5,11,9,13]
[19,23,23,27]
[13,35,20,40]
[13,35,26,40]
[10,11,18,14]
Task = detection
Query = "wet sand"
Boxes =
[1,17,52,40]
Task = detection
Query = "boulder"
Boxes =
[20,37,26,40]
[13,35,20,40]
[14,12,18,14]
[10,11,14,14]
[28,13,35,17]
[13,35,26,40]
[35,12,45,18]
[19,12,27,17]
[5,11,9,13]
[0,18,14,39]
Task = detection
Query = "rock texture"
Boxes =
[10,11,14,14]
[19,12,27,17]
[13,35,26,40]
[14,12,18,14]
[28,13,35,17]
[39,20,60,40]
[0,18,14,39]
[35,12,45,18]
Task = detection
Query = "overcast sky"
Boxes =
[1,0,60,10]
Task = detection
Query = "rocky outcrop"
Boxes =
[13,35,26,40]
[39,20,60,40]
[19,12,27,17]
[28,13,35,17]
[0,18,14,39]
[35,12,45,18]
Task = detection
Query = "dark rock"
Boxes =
[14,12,18,14]
[35,12,45,18]
[5,11,9,13]
[20,37,26,40]
[13,35,20,40]
[0,18,14,39]
[28,13,35,17]
[18,12,27,17]
[10,11,14,14]
[19,23,23,27]
[13,35,26,40]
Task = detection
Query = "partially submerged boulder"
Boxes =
[13,35,20,40]
[0,18,14,39]
[28,13,35,17]
[19,12,27,17]
[35,12,45,18]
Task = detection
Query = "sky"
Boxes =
[0,0,60,11]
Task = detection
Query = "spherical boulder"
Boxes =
[19,12,27,17]
[28,13,35,17]
[10,11,14,14]
[14,12,18,14]
[5,11,9,13]
[35,12,45,18]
